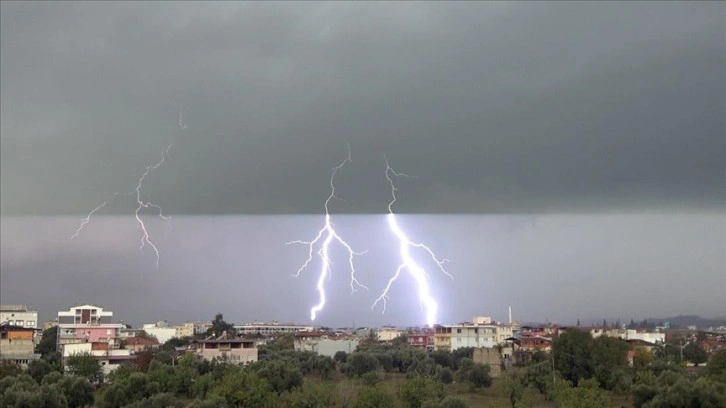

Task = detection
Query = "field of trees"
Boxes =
[1,322,725,407]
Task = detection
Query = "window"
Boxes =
[474,328,478,334]
[27,321,35,327]
[456,329,461,334]
[16,320,23,326]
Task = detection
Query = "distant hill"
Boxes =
[644,315,726,329]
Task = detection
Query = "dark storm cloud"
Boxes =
[1,215,724,326]
[1,2,724,215]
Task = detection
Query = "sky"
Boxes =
[0,2,724,327]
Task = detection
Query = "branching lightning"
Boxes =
[372,157,453,328]
[72,111,185,266]
[287,149,368,321]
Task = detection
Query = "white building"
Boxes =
[0,305,38,329]
[623,330,665,345]
[294,333,359,357]
[142,322,177,344]
[444,317,517,351]
[377,326,402,342]
[62,342,132,376]
[235,321,314,336]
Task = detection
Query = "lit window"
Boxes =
[27,321,35,327]
[16,320,23,326]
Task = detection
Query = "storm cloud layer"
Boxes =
[2,2,724,215]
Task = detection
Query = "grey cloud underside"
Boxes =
[1,2,724,215]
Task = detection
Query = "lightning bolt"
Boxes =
[72,111,185,266]
[133,144,173,267]
[372,157,452,328]
[287,149,368,321]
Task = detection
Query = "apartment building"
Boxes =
[293,331,359,357]
[0,305,38,329]
[0,323,40,367]
[193,335,257,364]
[56,304,131,375]
[235,321,313,336]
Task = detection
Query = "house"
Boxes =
[0,324,40,367]
[192,334,257,364]
[124,336,160,353]
[518,334,552,351]
[293,331,359,357]
[62,342,134,377]
[0,305,38,329]
[407,329,435,351]
[377,326,402,342]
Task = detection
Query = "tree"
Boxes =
[437,368,453,384]
[552,329,593,385]
[57,376,95,408]
[27,359,54,383]
[314,355,336,380]
[212,369,278,408]
[332,351,348,364]
[255,359,304,395]
[353,386,395,408]
[401,376,445,408]
[65,352,102,383]
[208,313,234,337]
[590,336,629,390]
[633,347,655,371]
[683,342,708,366]
[36,326,59,357]
[283,382,333,408]
[468,364,492,388]
[554,378,611,408]
[346,353,381,378]
[496,367,529,408]
[706,349,726,383]
[425,396,468,408]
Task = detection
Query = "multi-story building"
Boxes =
[142,321,177,344]
[124,336,160,353]
[175,322,195,339]
[0,323,40,367]
[435,317,517,351]
[56,304,131,375]
[235,321,313,336]
[192,335,257,364]
[434,326,452,351]
[377,326,402,342]
[0,305,38,329]
[407,329,435,351]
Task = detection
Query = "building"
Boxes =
[175,322,195,339]
[407,329,435,351]
[0,305,38,329]
[235,321,314,336]
[193,334,257,364]
[0,323,41,367]
[62,342,133,377]
[142,322,177,344]
[57,304,124,350]
[56,304,131,375]
[434,326,452,351]
[473,347,505,378]
[124,336,160,353]
[377,326,402,342]
[293,332,359,357]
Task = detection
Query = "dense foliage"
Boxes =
[2,327,724,407]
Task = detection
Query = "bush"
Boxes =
[401,376,445,408]
[353,386,395,408]
[468,364,492,388]
[437,368,453,384]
